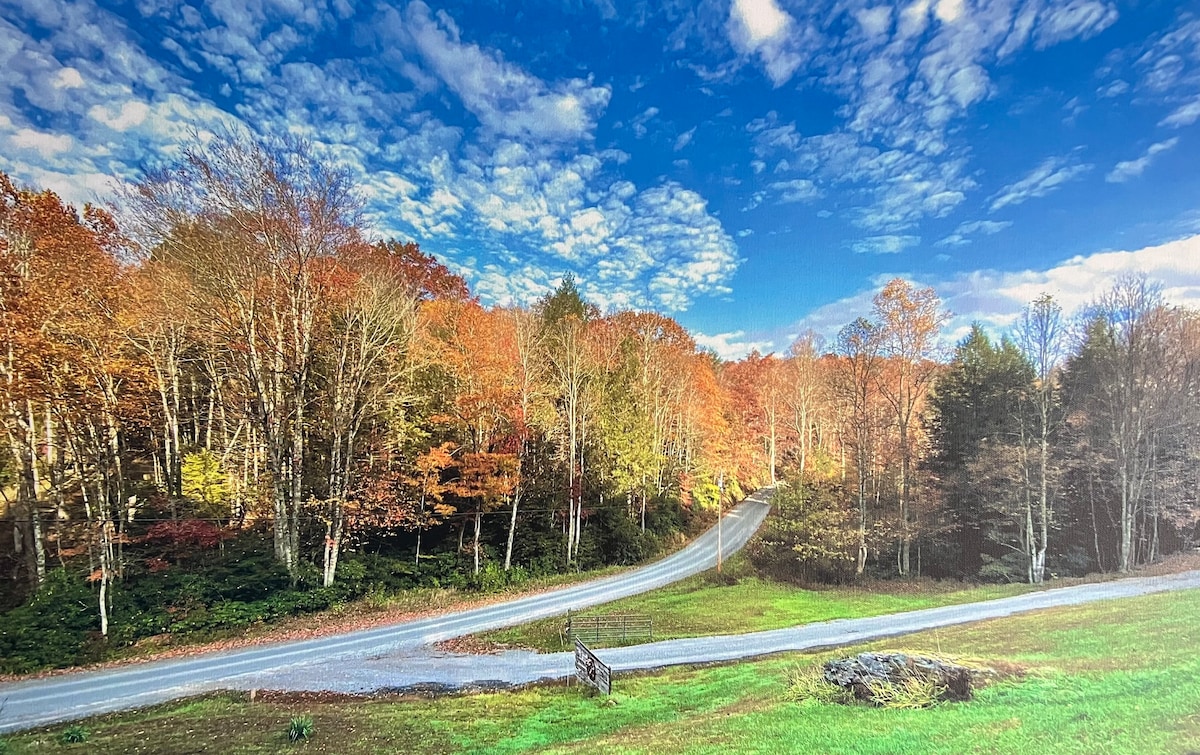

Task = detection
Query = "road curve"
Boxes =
[0,487,775,734]
[246,566,1200,695]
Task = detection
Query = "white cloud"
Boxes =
[88,100,151,131]
[851,234,920,254]
[51,67,84,89]
[1132,18,1200,129]
[693,330,775,361]
[785,234,1200,346]
[5,162,111,207]
[769,178,819,203]
[933,0,964,25]
[631,106,659,138]
[726,0,806,86]
[730,0,790,46]
[943,234,1200,336]
[957,219,1012,236]
[401,1,611,143]
[935,218,1012,247]
[674,127,696,151]
[1161,96,1200,128]
[470,263,556,308]
[1034,1,1119,49]
[10,128,73,158]
[723,0,1130,245]
[1106,137,1180,182]
[990,155,1092,211]
[1097,79,1130,98]
[855,6,892,39]
[935,234,968,248]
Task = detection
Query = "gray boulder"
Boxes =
[822,652,973,703]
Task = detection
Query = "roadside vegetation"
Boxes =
[4,588,1197,753]
[479,546,1200,651]
[479,552,1033,651]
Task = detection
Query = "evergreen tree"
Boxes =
[927,325,1034,578]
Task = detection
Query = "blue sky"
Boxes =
[2,0,1199,358]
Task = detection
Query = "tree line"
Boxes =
[744,277,1200,585]
[2,129,1198,648]
[0,132,761,642]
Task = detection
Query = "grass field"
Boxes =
[479,555,1039,651]
[5,586,1198,753]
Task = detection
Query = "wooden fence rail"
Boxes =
[564,613,653,646]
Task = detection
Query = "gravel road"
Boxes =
[0,488,774,733]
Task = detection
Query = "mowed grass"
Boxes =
[6,588,1199,754]
[480,556,1035,651]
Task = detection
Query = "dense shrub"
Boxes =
[748,482,858,584]
[0,488,694,672]
[0,569,101,673]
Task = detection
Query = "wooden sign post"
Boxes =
[574,639,612,695]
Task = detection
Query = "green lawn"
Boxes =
[481,557,1036,651]
[6,588,1199,753]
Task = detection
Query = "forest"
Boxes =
[2,130,1198,671]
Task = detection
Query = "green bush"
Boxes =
[60,724,90,744]
[287,715,314,742]
[0,569,98,673]
[351,553,419,592]
[470,562,508,592]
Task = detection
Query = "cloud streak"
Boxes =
[1106,137,1180,182]
[990,155,1092,211]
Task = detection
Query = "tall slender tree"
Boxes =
[1014,294,1067,582]
[872,279,948,575]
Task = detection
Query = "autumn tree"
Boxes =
[833,318,883,575]
[783,331,830,484]
[501,306,552,570]
[0,172,139,633]
[316,243,420,586]
[723,352,787,486]
[122,128,362,578]
[453,452,517,574]
[123,262,194,506]
[872,279,948,575]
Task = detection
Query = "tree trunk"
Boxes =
[24,400,45,586]
[897,417,911,577]
[322,507,343,588]
[473,510,482,575]
[504,485,520,572]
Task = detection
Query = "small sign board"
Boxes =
[574,638,612,695]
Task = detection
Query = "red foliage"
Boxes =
[141,519,230,551]
[372,239,472,302]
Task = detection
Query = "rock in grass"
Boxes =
[822,652,973,703]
